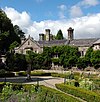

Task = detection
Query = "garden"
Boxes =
[0,70,100,102]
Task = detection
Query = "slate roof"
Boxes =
[69,38,99,47]
[38,38,99,47]
[93,39,100,45]
[38,39,67,47]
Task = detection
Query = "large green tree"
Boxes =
[6,52,27,71]
[55,29,64,40]
[14,25,25,39]
[0,9,20,53]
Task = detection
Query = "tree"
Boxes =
[25,51,37,80]
[6,52,27,71]
[77,57,87,70]
[55,29,64,40]
[59,46,80,68]
[9,41,19,53]
[14,25,25,39]
[0,9,20,53]
[43,47,52,69]
[91,50,100,69]
[85,47,93,67]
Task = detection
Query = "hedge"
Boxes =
[0,83,81,102]
[16,71,51,76]
[37,85,81,102]
[0,72,15,78]
[51,72,70,78]
[55,83,100,102]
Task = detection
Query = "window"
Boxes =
[28,41,30,45]
[81,51,84,56]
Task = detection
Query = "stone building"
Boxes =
[15,27,100,56]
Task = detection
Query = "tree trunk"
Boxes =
[26,64,31,80]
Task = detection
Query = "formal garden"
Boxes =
[0,70,100,102]
[0,9,100,102]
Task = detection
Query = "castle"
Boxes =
[15,27,100,56]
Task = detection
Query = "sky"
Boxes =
[0,0,100,40]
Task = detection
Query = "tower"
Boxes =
[45,29,50,41]
[67,27,74,41]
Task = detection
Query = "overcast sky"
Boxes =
[0,0,100,40]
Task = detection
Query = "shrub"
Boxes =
[51,72,70,78]
[0,83,81,102]
[0,82,5,92]
[17,71,51,76]
[0,71,15,77]
[56,83,100,102]
[36,85,81,102]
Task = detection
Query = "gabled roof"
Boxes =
[38,39,67,47]
[93,39,100,45]
[16,36,41,49]
[69,38,99,47]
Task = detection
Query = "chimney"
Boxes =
[45,29,50,41]
[39,33,44,41]
[21,37,26,44]
[67,27,74,41]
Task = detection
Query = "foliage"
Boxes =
[79,78,95,90]
[0,83,37,102]
[77,57,87,70]
[91,50,100,69]
[0,9,20,52]
[85,47,93,66]
[51,58,59,65]
[56,83,100,102]
[9,41,19,51]
[51,72,71,78]
[0,83,81,102]
[0,71,15,77]
[13,25,25,39]
[36,85,81,102]
[16,71,51,76]
[55,29,64,40]
[6,52,27,71]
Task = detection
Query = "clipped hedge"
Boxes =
[56,83,100,102]
[37,85,81,102]
[0,83,81,102]
[51,72,70,78]
[0,72,15,77]
[17,71,51,76]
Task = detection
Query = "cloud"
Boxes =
[58,5,67,11]
[4,7,32,28]
[58,4,67,19]
[69,0,100,18]
[3,7,100,40]
[80,0,100,7]
[70,6,83,18]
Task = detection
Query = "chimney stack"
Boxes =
[45,29,50,41]
[39,33,44,41]
[67,27,74,41]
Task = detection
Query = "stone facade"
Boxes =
[15,27,100,56]
[93,39,100,50]
[15,35,43,54]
